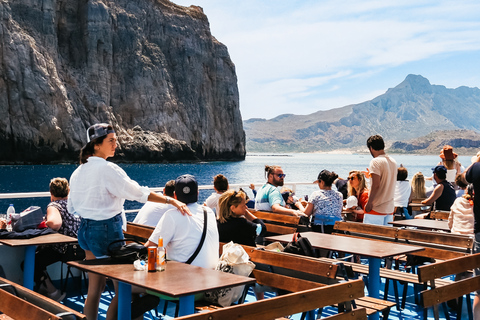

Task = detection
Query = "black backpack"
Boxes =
[283,232,316,257]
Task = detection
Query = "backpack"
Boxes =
[283,232,316,257]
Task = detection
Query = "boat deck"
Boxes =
[58,273,472,319]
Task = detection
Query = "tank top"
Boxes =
[434,180,456,211]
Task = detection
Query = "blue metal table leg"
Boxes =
[178,295,195,316]
[118,281,131,320]
[305,309,316,320]
[368,257,381,320]
[23,245,36,290]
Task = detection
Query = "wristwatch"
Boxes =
[165,196,171,204]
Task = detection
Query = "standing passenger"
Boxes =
[364,135,397,226]
[67,123,190,320]
[394,166,412,219]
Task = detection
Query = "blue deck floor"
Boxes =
[58,274,474,320]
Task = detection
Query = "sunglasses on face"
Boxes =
[276,174,286,178]
[348,176,355,181]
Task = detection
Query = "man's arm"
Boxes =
[271,203,305,217]
[365,173,380,213]
[421,184,444,206]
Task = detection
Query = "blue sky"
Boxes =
[173,0,480,120]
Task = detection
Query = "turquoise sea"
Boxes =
[0,153,473,217]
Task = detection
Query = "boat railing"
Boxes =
[0,182,315,213]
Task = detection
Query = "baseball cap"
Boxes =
[314,169,331,183]
[345,196,358,208]
[87,123,115,142]
[175,174,198,204]
[432,165,447,175]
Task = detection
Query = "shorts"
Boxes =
[78,213,124,258]
[363,213,394,226]
[474,233,480,294]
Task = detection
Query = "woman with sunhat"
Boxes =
[67,123,190,320]
[437,145,462,184]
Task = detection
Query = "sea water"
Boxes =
[0,153,473,220]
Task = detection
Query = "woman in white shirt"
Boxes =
[68,123,189,320]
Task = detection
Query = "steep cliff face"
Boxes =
[0,0,245,163]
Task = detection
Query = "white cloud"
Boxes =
[174,0,480,119]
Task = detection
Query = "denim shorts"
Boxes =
[77,213,124,258]
[474,233,480,294]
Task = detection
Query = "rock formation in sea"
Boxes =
[0,0,245,164]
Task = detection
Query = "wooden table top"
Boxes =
[389,219,450,232]
[68,260,255,297]
[0,233,77,247]
[266,231,424,259]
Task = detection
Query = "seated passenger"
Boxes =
[305,170,343,234]
[255,165,304,217]
[448,180,474,235]
[133,180,175,227]
[416,166,456,219]
[145,174,219,269]
[217,190,266,247]
[36,178,85,301]
[280,187,306,213]
[345,170,369,222]
[204,174,229,218]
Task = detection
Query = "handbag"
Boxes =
[107,238,148,263]
[283,232,316,257]
[204,242,255,307]
[12,206,43,232]
[185,207,208,264]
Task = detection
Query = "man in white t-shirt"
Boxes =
[145,174,219,269]
[364,135,397,225]
[133,180,175,227]
[204,174,229,218]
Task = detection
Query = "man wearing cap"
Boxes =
[145,174,219,269]
[417,165,456,215]
[364,135,397,225]
[255,165,305,217]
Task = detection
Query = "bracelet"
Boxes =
[165,196,170,204]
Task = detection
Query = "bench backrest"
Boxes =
[251,210,300,235]
[175,280,366,320]
[125,222,154,242]
[417,253,480,308]
[0,277,86,320]
[429,210,450,220]
[334,221,473,259]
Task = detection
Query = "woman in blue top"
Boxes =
[305,170,343,234]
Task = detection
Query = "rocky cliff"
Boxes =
[244,75,480,153]
[0,0,245,164]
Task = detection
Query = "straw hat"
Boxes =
[439,145,457,161]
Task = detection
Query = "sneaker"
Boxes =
[47,289,66,302]
[131,294,160,319]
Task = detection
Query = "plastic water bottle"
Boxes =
[6,204,14,231]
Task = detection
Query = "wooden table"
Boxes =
[389,219,450,232]
[266,232,424,320]
[0,233,77,290]
[68,260,255,319]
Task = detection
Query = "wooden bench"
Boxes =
[430,210,450,220]
[124,222,154,242]
[250,210,300,236]
[0,277,86,320]
[175,280,367,320]
[332,221,474,309]
[229,243,394,318]
[418,253,480,320]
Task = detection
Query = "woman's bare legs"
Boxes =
[106,280,119,320]
[83,250,106,320]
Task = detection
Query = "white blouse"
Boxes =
[68,156,150,229]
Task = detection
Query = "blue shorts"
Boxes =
[77,213,124,258]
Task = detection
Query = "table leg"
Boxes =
[368,257,381,320]
[118,281,131,320]
[23,245,36,290]
[178,295,195,316]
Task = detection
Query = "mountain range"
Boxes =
[244,74,480,153]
